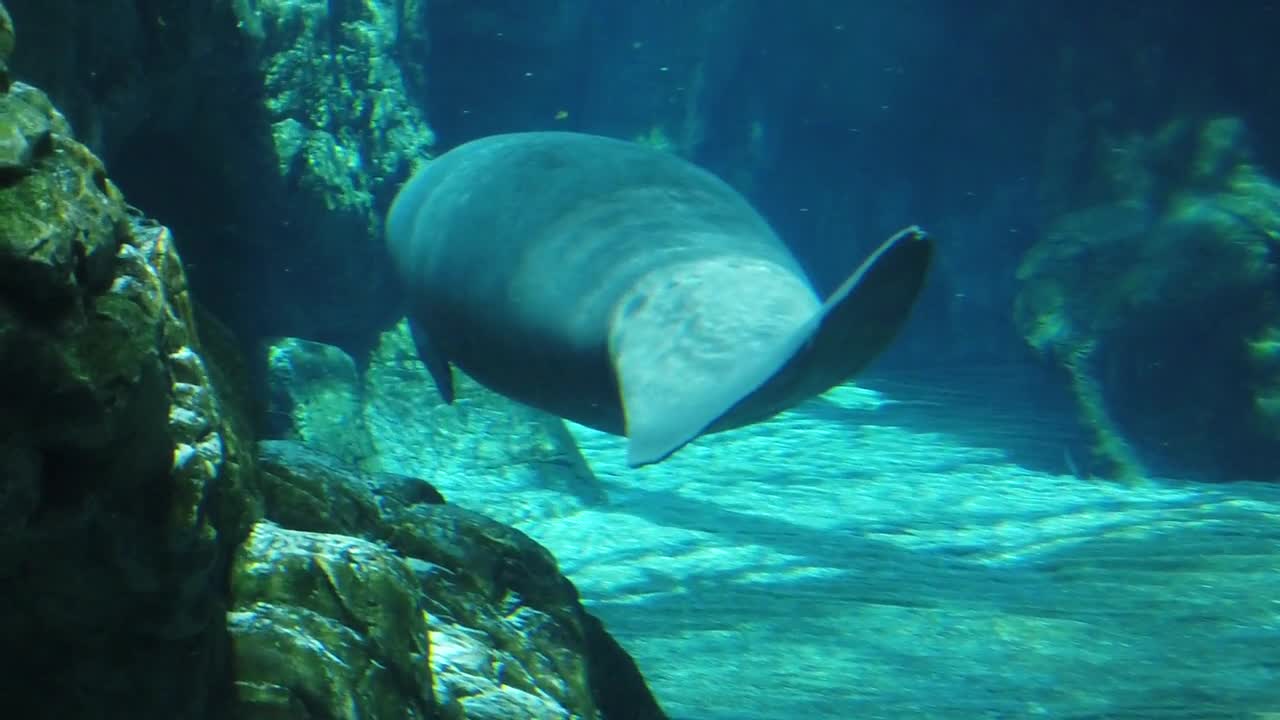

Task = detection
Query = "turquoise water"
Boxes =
[515,383,1280,719]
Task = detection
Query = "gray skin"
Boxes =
[386,132,933,466]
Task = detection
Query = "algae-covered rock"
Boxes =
[262,329,606,512]
[266,336,377,469]
[362,319,606,524]
[0,54,258,720]
[239,0,434,219]
[256,437,443,538]
[253,440,667,720]
[220,0,435,345]
[0,3,12,84]
[1016,116,1280,480]
[228,520,434,720]
[0,82,110,299]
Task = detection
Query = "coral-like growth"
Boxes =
[1016,116,1280,481]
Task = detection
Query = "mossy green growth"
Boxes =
[0,85,123,308]
[1190,116,1251,186]
[229,521,433,720]
[1247,326,1280,438]
[76,291,161,385]
[266,337,377,470]
[0,3,14,69]
[1016,115,1280,480]
[1247,327,1280,367]
[1062,342,1145,484]
[1256,388,1280,433]
[250,0,433,219]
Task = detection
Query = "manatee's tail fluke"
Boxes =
[621,227,934,467]
[719,226,934,428]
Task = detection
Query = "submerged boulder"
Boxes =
[250,440,667,720]
[229,520,434,719]
[265,336,378,470]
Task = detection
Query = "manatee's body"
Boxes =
[386,131,932,466]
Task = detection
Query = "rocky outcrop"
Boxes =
[266,336,378,469]
[231,0,435,252]
[247,440,666,720]
[0,12,258,716]
[262,324,606,522]
[229,520,435,719]
[1016,116,1280,481]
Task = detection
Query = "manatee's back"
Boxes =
[385,132,796,431]
[387,132,795,322]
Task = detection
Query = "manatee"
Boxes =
[386,131,933,467]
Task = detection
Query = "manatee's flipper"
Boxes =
[715,226,934,430]
[408,317,456,403]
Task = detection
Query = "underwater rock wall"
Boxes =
[0,4,259,713]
